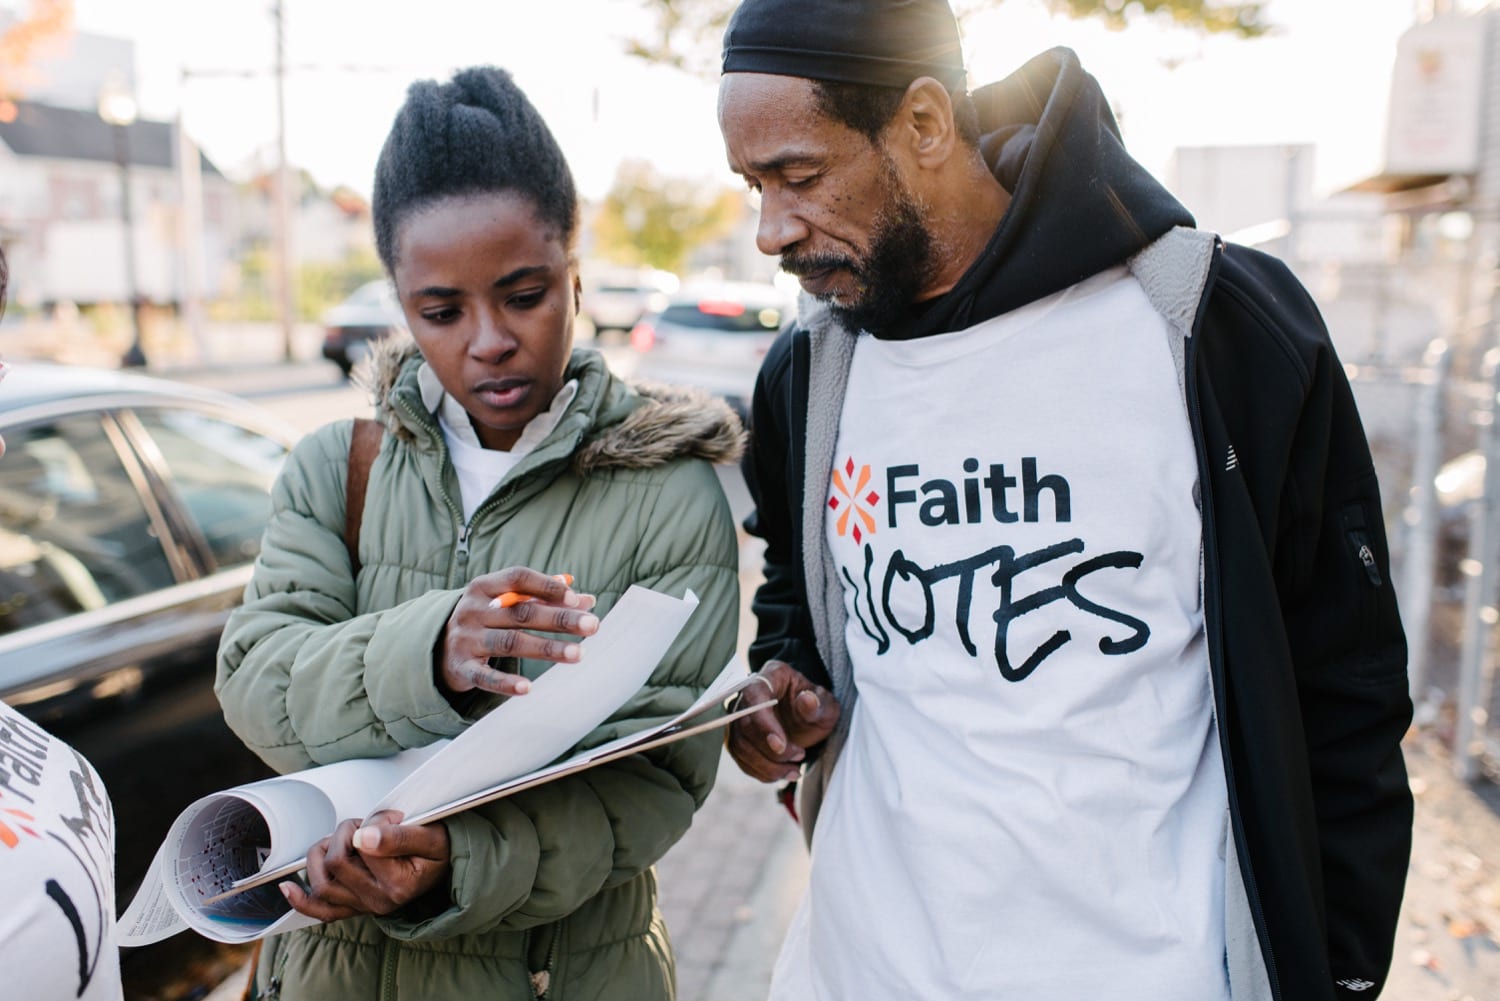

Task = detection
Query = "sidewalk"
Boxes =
[658,761,808,1001]
[1386,732,1500,999]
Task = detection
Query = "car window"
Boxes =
[347,281,393,308]
[661,302,784,333]
[0,413,177,634]
[133,409,288,571]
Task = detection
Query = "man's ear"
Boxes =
[896,76,959,170]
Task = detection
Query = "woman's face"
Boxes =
[391,191,577,451]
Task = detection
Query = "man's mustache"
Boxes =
[780,253,857,279]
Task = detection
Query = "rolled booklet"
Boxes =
[118,585,765,945]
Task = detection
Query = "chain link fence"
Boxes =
[1354,337,1500,783]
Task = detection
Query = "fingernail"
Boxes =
[353,828,375,852]
[564,590,582,607]
[279,882,295,900]
[578,613,599,632]
[564,644,582,662]
[513,678,531,694]
[767,733,786,754]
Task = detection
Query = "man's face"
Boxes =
[718,73,934,333]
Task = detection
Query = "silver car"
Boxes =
[629,281,795,421]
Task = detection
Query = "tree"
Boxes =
[592,160,744,274]
[627,0,1268,76]
[0,0,74,102]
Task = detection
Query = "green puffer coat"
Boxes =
[216,338,744,1001]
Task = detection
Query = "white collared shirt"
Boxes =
[417,363,579,523]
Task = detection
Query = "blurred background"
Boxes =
[5,0,1500,998]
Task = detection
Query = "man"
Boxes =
[717,1,1413,999]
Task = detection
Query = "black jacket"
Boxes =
[741,48,1412,1001]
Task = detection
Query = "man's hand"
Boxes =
[280,810,451,922]
[727,660,839,783]
[440,567,598,698]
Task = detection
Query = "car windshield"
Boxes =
[662,301,783,333]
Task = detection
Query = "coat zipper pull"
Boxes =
[456,523,471,575]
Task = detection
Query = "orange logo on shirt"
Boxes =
[0,806,40,849]
[830,457,880,544]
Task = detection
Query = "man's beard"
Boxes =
[780,166,934,335]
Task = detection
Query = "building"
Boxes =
[0,99,235,309]
[233,165,374,268]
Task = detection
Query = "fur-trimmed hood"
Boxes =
[355,333,745,470]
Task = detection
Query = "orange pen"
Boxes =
[489,573,574,609]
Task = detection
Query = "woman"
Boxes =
[215,67,743,1000]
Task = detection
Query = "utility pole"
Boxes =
[175,92,207,364]
[272,0,297,362]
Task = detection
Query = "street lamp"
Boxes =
[98,84,146,368]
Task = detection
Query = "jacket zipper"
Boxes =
[453,483,523,580]
[1350,529,1383,587]
[394,394,512,585]
[455,522,471,579]
[262,941,289,1000]
[529,925,561,998]
[1186,240,1284,1001]
[384,380,569,997]
[394,389,577,586]
[380,938,399,1001]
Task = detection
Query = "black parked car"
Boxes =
[0,363,294,896]
[320,279,405,377]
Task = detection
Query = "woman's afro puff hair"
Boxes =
[372,66,578,273]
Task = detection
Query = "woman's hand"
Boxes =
[280,810,451,921]
[439,567,598,698]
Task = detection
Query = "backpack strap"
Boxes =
[344,417,384,578]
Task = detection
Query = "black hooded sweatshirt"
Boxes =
[741,47,1412,1001]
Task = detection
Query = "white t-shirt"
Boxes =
[771,268,1229,1000]
[0,699,121,1001]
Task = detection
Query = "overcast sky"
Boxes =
[54,0,1421,202]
